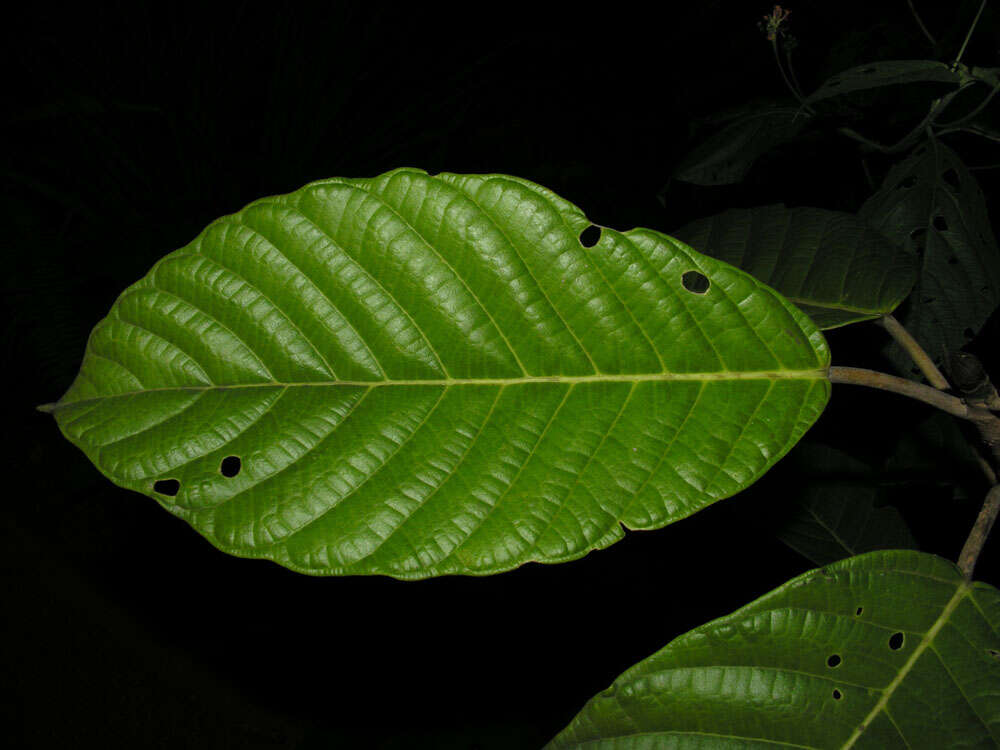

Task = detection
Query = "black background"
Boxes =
[4,2,999,748]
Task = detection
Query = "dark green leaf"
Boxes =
[777,483,917,566]
[548,550,1000,749]
[860,143,1000,374]
[673,205,917,329]
[673,107,809,186]
[44,169,831,578]
[807,60,962,104]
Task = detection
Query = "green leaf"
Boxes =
[860,143,1000,373]
[44,168,830,578]
[547,550,1000,749]
[672,205,917,329]
[806,60,962,104]
[673,107,809,186]
[776,484,917,566]
[771,444,917,566]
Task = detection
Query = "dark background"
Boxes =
[4,2,999,748]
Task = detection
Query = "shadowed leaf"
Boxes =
[674,205,916,329]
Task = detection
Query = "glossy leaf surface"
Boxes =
[548,550,1000,749]
[45,169,830,578]
[860,143,1000,374]
[673,205,916,329]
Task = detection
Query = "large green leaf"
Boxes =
[860,142,1000,375]
[806,60,962,105]
[673,205,917,329]
[43,168,830,578]
[547,550,1000,749]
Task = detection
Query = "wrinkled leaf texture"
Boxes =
[548,550,1000,749]
[673,205,916,330]
[45,169,830,578]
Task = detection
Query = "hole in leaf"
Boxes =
[933,215,948,232]
[681,270,710,294]
[832,689,843,700]
[855,606,864,616]
[989,649,999,661]
[827,654,842,668]
[942,169,960,190]
[888,632,904,651]
[948,255,959,265]
[154,479,180,496]
[220,455,242,478]
[897,176,918,189]
[579,225,602,248]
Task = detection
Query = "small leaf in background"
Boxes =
[547,550,1000,749]
[673,204,916,329]
[44,169,831,578]
[860,142,1000,376]
[885,411,986,500]
[777,483,917,566]
[806,60,962,104]
[672,106,809,186]
[770,442,916,566]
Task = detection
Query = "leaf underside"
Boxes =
[547,550,1000,749]
[860,142,1000,373]
[673,205,916,330]
[48,169,830,578]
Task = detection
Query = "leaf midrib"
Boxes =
[840,581,971,749]
[42,368,830,412]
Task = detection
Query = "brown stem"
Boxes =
[958,485,1000,578]
[877,314,950,389]
[828,366,969,418]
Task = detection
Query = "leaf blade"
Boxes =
[49,169,831,577]
[673,205,917,329]
[547,550,1000,749]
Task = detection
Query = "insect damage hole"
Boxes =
[855,606,864,616]
[579,225,602,248]
[932,215,949,232]
[220,455,242,478]
[888,632,904,651]
[832,689,843,701]
[827,654,842,668]
[153,479,180,496]
[681,270,710,294]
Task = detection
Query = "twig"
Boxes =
[936,81,1000,129]
[958,484,1000,578]
[838,85,972,153]
[877,314,950,388]
[937,125,1000,144]
[952,0,987,71]
[907,0,937,46]
[771,38,815,115]
[829,366,969,417]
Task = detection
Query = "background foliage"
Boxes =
[4,1,998,747]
